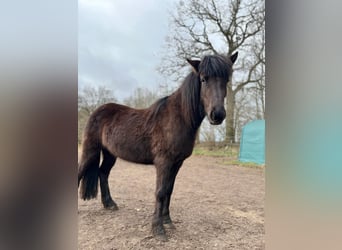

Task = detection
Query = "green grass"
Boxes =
[221,159,264,168]
[192,145,265,168]
[193,145,238,157]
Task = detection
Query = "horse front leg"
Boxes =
[162,161,182,228]
[152,161,182,240]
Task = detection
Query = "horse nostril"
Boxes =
[210,107,226,123]
[210,111,215,121]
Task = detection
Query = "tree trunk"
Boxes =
[196,127,201,144]
[225,85,235,143]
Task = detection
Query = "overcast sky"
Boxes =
[78,0,175,101]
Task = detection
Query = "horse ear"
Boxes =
[186,59,201,73]
[230,52,238,64]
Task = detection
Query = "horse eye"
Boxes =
[201,76,208,84]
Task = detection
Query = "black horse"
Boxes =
[78,52,238,240]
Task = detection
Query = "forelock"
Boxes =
[198,55,231,80]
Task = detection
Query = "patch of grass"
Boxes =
[193,145,265,169]
[192,146,237,157]
[222,159,265,169]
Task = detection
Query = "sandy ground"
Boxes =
[78,155,265,249]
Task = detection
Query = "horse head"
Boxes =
[187,52,238,125]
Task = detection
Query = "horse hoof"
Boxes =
[164,223,176,230]
[105,204,118,210]
[155,233,168,241]
[152,225,167,241]
[103,201,119,210]
[163,217,175,229]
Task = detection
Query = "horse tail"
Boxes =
[78,109,103,200]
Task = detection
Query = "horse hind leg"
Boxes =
[99,148,118,210]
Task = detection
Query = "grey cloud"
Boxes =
[78,0,174,101]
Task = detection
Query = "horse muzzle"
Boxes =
[208,106,226,125]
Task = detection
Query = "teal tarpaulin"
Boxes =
[239,120,265,164]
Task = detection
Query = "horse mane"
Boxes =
[148,96,168,121]
[180,72,204,129]
[144,77,202,132]
[143,96,168,132]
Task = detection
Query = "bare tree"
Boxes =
[78,85,117,143]
[253,27,265,119]
[123,87,159,109]
[234,89,257,140]
[159,0,265,142]
[78,85,117,115]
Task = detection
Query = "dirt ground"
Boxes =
[78,155,265,250]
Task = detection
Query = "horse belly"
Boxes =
[118,144,154,164]
[105,135,154,165]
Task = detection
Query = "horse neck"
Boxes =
[171,72,205,131]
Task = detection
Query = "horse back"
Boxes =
[93,103,154,164]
